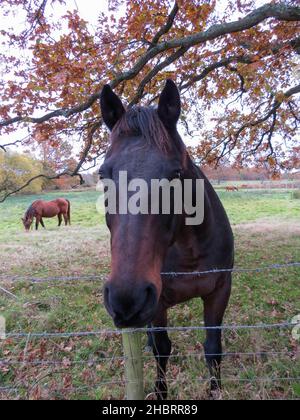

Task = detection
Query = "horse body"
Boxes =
[162,173,233,304]
[147,165,233,398]
[226,186,239,191]
[22,198,71,230]
[100,80,234,399]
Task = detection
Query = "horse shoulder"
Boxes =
[55,198,67,205]
[32,200,44,210]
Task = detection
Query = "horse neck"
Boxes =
[186,157,214,229]
[175,160,215,257]
[169,135,215,234]
[25,205,36,219]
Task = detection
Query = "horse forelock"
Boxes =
[111,106,173,154]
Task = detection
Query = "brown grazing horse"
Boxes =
[226,186,239,192]
[100,80,234,399]
[22,198,71,231]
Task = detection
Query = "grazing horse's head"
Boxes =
[22,207,34,231]
[100,80,188,328]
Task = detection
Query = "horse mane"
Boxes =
[25,204,36,219]
[111,106,177,154]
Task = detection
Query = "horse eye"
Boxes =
[99,166,111,180]
[172,169,183,180]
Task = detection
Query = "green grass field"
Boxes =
[0,189,299,400]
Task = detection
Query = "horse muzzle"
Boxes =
[104,281,158,328]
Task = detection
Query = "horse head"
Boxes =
[100,80,189,328]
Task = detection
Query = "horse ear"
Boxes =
[157,79,181,129]
[100,84,125,131]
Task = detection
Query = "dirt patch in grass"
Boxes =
[235,219,300,237]
[0,226,110,277]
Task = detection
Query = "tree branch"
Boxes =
[1,2,299,129]
[236,83,300,134]
[110,2,300,88]
[0,91,102,128]
[0,172,67,202]
[149,2,179,48]
[0,121,101,202]
[129,46,189,106]
[180,55,253,92]
[213,83,300,164]
[0,135,31,152]
[26,0,48,32]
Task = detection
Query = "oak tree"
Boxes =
[0,0,299,200]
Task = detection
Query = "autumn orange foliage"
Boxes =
[0,0,299,197]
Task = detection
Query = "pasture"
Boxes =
[0,188,299,400]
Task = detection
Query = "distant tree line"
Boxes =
[0,151,82,198]
[203,166,300,184]
[1,151,299,200]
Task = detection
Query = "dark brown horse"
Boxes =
[100,80,234,399]
[22,198,71,231]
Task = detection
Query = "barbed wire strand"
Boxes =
[1,264,299,399]
[1,376,300,395]
[0,285,18,299]
[1,262,300,284]
[161,262,300,277]
[0,350,298,366]
[3,321,297,340]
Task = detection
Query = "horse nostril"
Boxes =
[104,282,158,327]
[104,284,110,301]
[144,284,156,305]
[103,284,114,316]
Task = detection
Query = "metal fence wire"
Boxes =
[2,321,297,339]
[0,262,299,283]
[2,375,300,399]
[0,262,299,399]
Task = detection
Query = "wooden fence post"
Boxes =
[122,329,144,400]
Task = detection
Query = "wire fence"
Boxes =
[2,377,300,400]
[0,262,299,400]
[0,262,299,284]
[1,376,299,392]
[0,328,299,399]
[1,376,300,400]
[0,350,299,366]
[2,321,297,339]
[1,321,299,396]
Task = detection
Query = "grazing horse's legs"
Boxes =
[63,213,68,226]
[58,214,62,227]
[40,219,46,229]
[202,274,231,396]
[35,215,41,230]
[150,309,172,400]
